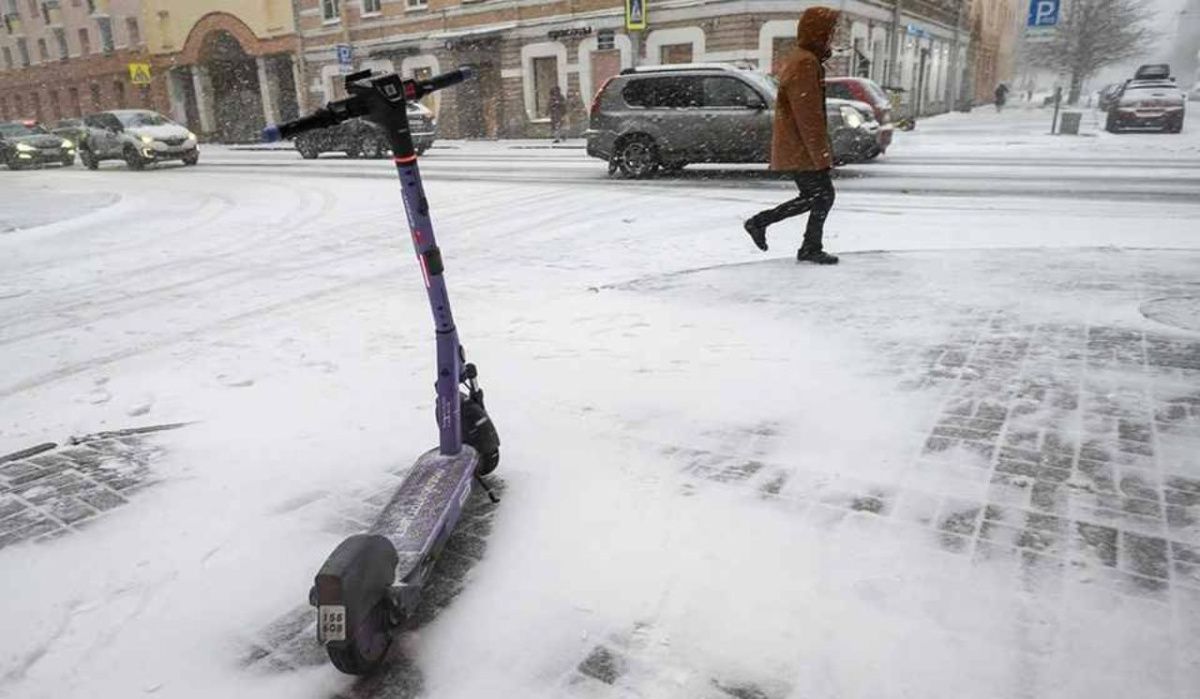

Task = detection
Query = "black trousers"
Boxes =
[750,170,836,249]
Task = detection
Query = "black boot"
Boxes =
[744,218,768,251]
[797,245,839,265]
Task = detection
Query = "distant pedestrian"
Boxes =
[1027,89,1033,102]
[548,86,567,143]
[995,83,1010,112]
[743,6,841,265]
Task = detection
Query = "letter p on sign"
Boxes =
[1029,0,1059,27]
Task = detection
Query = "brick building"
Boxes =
[966,0,1021,105]
[297,0,975,139]
[0,0,160,124]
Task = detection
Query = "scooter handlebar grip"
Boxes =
[417,67,475,95]
[262,108,340,142]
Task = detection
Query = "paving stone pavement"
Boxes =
[0,427,179,550]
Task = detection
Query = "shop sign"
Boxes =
[548,27,592,40]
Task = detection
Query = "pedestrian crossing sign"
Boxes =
[128,63,152,85]
[625,0,646,31]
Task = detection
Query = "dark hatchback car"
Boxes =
[585,64,881,178]
[0,121,77,169]
[295,103,437,159]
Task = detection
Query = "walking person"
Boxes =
[744,6,841,265]
[548,86,567,143]
[994,83,1010,112]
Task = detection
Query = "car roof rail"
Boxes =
[619,63,738,75]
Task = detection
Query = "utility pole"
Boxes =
[887,0,901,87]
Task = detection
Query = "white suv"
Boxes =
[80,110,199,170]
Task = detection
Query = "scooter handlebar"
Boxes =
[262,107,340,143]
[262,67,475,142]
[414,67,475,96]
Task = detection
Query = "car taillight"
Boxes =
[591,77,616,118]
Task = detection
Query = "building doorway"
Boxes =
[200,30,263,142]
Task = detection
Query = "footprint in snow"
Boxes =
[217,374,255,388]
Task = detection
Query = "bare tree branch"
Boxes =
[1026,0,1158,103]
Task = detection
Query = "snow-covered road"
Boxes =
[1,105,1199,699]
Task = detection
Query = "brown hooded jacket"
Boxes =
[770,7,840,171]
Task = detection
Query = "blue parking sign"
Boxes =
[1027,0,1060,27]
[336,44,353,67]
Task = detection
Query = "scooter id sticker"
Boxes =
[319,605,347,643]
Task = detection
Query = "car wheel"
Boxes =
[1105,114,1120,133]
[617,135,659,179]
[80,149,99,170]
[182,151,199,166]
[61,155,75,167]
[363,136,388,159]
[296,140,320,159]
[124,145,146,170]
[345,140,363,159]
[7,155,24,171]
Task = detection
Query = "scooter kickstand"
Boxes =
[475,475,500,504]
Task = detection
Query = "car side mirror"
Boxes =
[747,96,767,110]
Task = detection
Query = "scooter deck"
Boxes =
[371,446,478,595]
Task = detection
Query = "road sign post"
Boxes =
[336,44,354,75]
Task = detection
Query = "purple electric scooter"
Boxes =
[263,67,500,675]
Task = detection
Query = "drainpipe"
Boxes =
[887,0,901,87]
[947,0,962,111]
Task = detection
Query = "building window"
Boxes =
[406,0,427,9]
[113,79,124,108]
[2,46,11,69]
[13,94,23,117]
[321,0,339,22]
[125,16,139,45]
[78,27,89,54]
[659,43,693,64]
[54,27,66,59]
[67,85,79,115]
[26,0,34,18]
[31,91,42,120]
[49,89,60,119]
[39,0,48,23]
[0,96,7,119]
[4,0,16,17]
[89,82,100,110]
[37,37,47,60]
[532,56,558,119]
[97,16,113,52]
[362,0,381,14]
[16,37,29,66]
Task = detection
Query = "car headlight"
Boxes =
[15,142,36,152]
[140,134,154,144]
[841,108,864,129]
[187,131,197,141]
[61,139,74,149]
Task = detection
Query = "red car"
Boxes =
[825,76,893,154]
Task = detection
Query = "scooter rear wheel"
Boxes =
[325,599,395,675]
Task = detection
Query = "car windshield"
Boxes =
[0,122,46,136]
[115,112,173,128]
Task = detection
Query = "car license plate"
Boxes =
[318,605,347,643]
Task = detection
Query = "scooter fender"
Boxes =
[311,534,399,651]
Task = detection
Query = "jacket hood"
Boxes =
[797,6,840,59]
